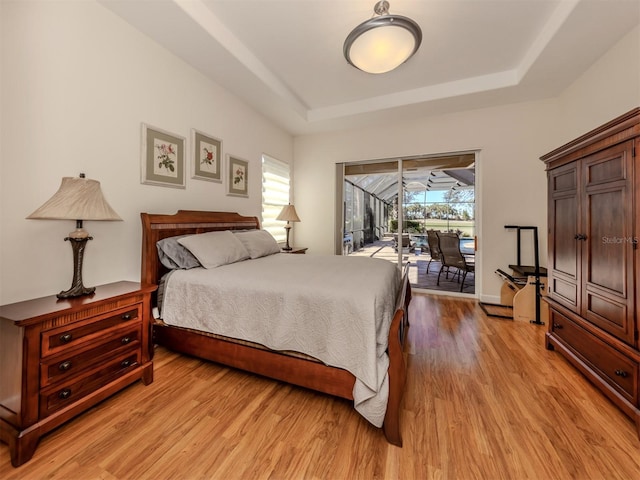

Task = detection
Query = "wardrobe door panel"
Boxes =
[548,163,580,311]
[582,141,634,344]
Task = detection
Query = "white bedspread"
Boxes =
[161,253,401,427]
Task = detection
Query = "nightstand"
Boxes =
[281,247,307,254]
[0,281,156,467]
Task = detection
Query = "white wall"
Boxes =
[0,1,293,304]
[557,25,640,141]
[293,25,640,303]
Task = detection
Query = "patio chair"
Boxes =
[436,231,475,292]
[393,233,415,253]
[426,229,442,272]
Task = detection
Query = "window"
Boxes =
[403,188,475,237]
[262,154,291,242]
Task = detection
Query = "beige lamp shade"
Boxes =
[276,204,300,223]
[27,176,122,222]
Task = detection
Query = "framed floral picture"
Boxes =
[141,124,186,188]
[191,129,222,182]
[226,155,249,197]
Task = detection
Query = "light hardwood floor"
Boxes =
[1,293,639,479]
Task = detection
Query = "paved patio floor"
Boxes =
[348,239,475,294]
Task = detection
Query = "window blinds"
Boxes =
[262,155,291,242]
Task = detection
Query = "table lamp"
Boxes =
[27,174,122,298]
[276,204,300,251]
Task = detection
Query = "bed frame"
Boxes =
[141,210,412,446]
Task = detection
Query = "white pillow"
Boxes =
[234,230,281,259]
[177,230,250,268]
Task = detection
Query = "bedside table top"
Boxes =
[0,281,156,325]
[281,247,308,254]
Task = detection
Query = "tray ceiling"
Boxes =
[99,0,640,135]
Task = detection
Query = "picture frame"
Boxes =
[191,129,222,182]
[226,155,249,197]
[141,123,186,188]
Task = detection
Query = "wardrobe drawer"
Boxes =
[41,306,140,357]
[551,311,638,403]
[40,325,141,387]
[39,351,140,418]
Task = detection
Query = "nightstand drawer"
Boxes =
[40,325,141,387]
[41,306,140,356]
[39,350,140,417]
[551,311,638,402]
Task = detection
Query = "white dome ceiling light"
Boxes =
[344,1,422,74]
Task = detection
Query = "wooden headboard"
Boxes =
[140,210,260,288]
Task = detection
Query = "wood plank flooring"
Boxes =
[1,293,639,479]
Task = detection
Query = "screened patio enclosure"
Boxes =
[340,153,476,293]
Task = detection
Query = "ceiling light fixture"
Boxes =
[344,1,422,74]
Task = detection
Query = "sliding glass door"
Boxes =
[337,153,476,293]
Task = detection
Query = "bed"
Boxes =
[141,210,411,445]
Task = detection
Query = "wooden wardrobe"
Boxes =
[541,107,639,437]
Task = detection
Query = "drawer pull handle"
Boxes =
[121,360,131,368]
[614,369,629,378]
[553,323,563,329]
[58,361,72,371]
[58,389,72,400]
[121,313,132,321]
[59,333,73,343]
[121,336,131,345]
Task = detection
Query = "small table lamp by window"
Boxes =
[27,174,122,298]
[276,204,300,251]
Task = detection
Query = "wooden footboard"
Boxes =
[153,322,357,398]
[141,211,411,446]
[384,263,411,446]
